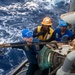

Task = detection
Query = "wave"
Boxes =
[0,0,25,5]
[0,0,70,75]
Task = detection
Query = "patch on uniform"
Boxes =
[56,33,58,38]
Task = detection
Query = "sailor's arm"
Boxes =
[33,28,47,37]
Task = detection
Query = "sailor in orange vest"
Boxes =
[33,17,54,42]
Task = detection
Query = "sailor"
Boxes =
[50,19,74,42]
[33,17,54,42]
[11,29,41,75]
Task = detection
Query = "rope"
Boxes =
[0,41,71,48]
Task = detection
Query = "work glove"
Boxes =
[33,31,46,37]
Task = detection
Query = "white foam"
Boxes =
[0,69,4,74]
[23,2,39,10]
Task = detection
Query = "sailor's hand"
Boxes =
[33,31,46,37]
[38,31,46,35]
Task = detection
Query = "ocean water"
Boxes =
[0,0,70,75]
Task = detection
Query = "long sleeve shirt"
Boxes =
[11,38,41,64]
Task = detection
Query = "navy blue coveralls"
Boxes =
[51,28,74,41]
[11,38,41,75]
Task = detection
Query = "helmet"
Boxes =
[61,35,71,42]
[41,17,52,26]
[59,20,68,27]
[22,29,33,38]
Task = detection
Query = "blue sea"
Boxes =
[0,0,70,75]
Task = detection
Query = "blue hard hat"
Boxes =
[22,29,33,38]
[59,20,68,27]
